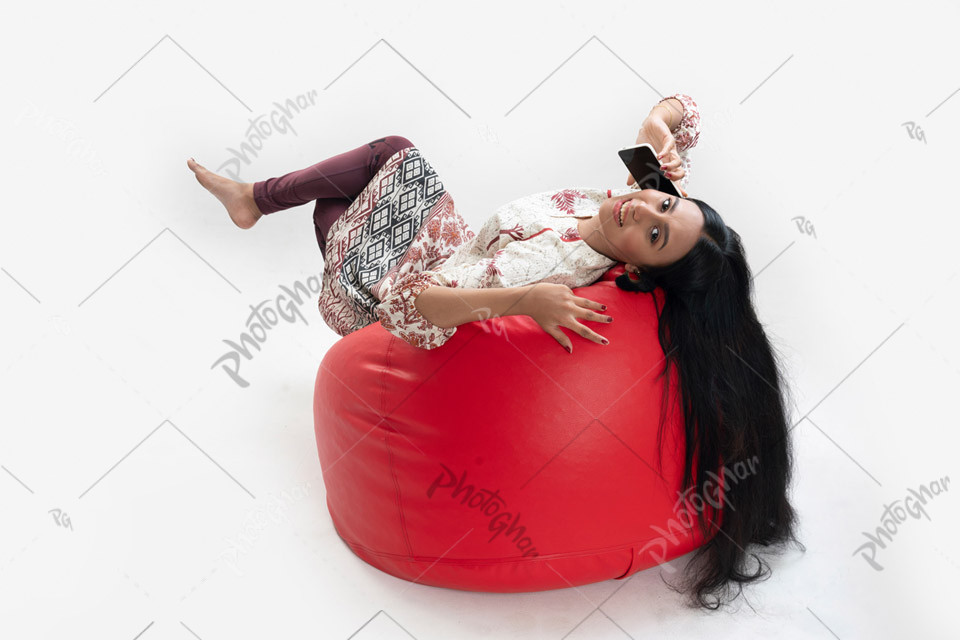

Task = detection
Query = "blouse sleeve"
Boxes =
[374,221,578,351]
[656,92,701,192]
[658,93,701,153]
[374,271,457,351]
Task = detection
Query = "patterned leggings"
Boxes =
[252,135,415,255]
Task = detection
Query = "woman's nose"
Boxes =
[635,200,656,221]
[641,199,667,220]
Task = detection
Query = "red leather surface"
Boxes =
[313,264,719,591]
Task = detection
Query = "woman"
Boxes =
[188,92,802,609]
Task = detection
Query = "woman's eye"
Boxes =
[651,227,660,243]
[661,198,671,212]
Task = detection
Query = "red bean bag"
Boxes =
[313,264,720,591]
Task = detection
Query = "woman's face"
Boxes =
[596,189,705,268]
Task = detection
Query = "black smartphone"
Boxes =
[617,143,681,197]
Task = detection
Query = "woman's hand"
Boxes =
[520,283,612,353]
[626,113,686,192]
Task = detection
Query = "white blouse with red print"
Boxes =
[374,92,701,350]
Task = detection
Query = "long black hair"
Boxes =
[615,196,804,609]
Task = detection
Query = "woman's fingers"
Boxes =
[583,310,613,324]
[573,296,606,312]
[547,321,610,353]
[570,319,608,345]
[570,303,612,325]
[540,295,612,351]
[657,137,682,178]
[657,136,677,160]
[547,328,573,353]
[660,155,682,171]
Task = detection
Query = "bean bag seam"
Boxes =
[384,434,415,558]
[339,527,697,566]
[380,331,393,418]
[381,335,417,558]
[614,546,636,580]
[341,540,632,565]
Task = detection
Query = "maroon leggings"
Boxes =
[252,135,415,254]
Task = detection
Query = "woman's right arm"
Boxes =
[415,283,611,353]
[375,235,612,352]
[414,284,531,329]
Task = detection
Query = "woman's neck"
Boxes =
[577,216,620,262]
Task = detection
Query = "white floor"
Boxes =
[2,1,958,637]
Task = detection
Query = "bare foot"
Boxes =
[187,158,263,229]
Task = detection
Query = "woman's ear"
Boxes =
[622,264,657,292]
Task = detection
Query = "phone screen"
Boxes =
[618,144,681,197]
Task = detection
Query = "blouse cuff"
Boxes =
[658,93,701,153]
[375,272,457,350]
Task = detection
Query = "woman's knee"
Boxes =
[368,136,415,173]
[383,135,415,152]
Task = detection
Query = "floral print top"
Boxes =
[322,93,701,350]
[373,188,625,349]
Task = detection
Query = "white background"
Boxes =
[1,0,958,638]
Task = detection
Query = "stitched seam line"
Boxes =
[381,336,415,558]
[340,538,639,566]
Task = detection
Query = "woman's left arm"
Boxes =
[647,98,684,136]
[627,93,701,194]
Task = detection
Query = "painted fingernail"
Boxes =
[565,345,571,353]
[601,338,609,345]
[601,304,607,310]
[607,317,613,322]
